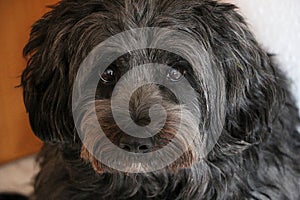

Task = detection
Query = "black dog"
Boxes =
[19,0,300,199]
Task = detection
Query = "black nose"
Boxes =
[119,135,153,153]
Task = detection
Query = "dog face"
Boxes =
[78,48,207,173]
[22,0,284,174]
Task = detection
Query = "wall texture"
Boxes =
[0,0,58,164]
[228,0,300,112]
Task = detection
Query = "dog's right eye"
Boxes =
[100,68,117,85]
[166,66,186,82]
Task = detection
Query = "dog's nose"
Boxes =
[119,135,153,153]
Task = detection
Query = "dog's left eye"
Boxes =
[100,68,117,84]
[167,66,186,82]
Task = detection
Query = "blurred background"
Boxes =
[0,0,299,196]
[0,0,57,194]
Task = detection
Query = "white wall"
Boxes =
[226,0,300,112]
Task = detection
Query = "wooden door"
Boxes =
[0,0,59,164]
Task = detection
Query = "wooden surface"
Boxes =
[0,0,59,164]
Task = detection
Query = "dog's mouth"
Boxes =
[80,145,195,174]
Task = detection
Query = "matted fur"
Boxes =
[21,0,300,199]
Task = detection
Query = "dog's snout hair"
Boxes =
[129,84,162,125]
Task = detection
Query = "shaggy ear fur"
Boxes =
[189,2,288,151]
[21,2,72,143]
[21,1,105,143]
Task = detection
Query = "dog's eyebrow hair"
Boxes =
[100,49,193,69]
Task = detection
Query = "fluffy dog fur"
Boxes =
[19,0,300,199]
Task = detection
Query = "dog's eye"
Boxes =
[100,68,117,84]
[167,66,186,82]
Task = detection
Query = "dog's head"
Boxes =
[22,0,285,174]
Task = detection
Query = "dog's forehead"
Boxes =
[60,0,215,78]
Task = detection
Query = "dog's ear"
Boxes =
[191,2,286,145]
[21,2,107,143]
[21,3,73,143]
